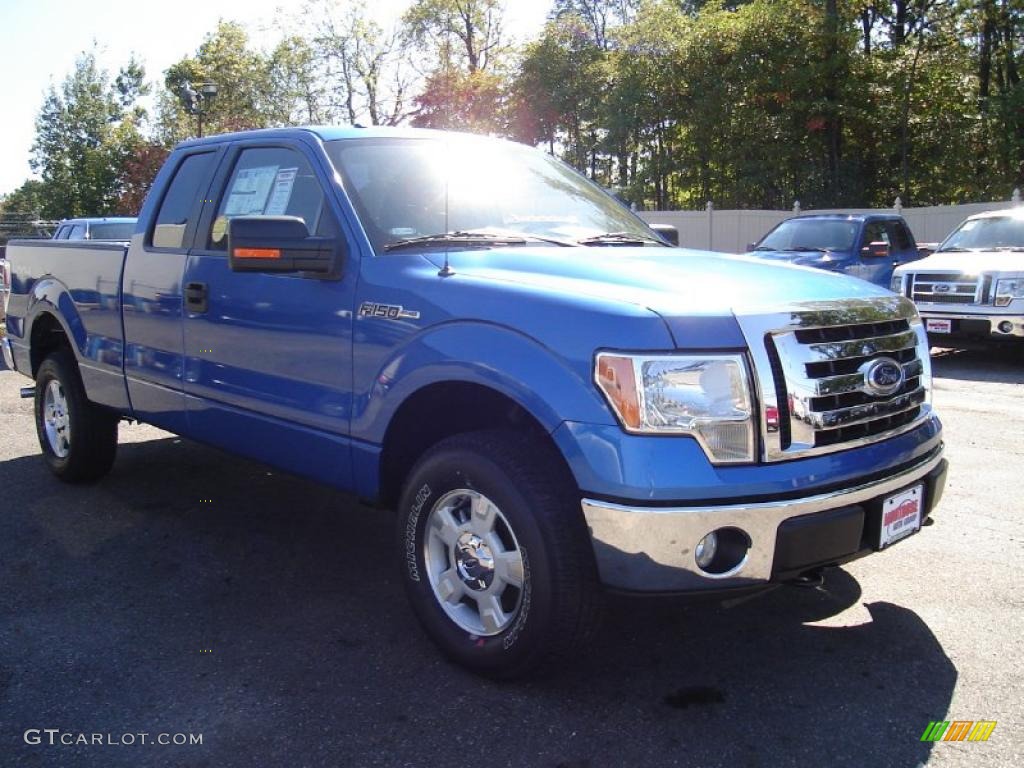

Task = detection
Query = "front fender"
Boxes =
[351,321,616,445]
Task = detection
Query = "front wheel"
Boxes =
[34,350,118,483]
[397,430,602,679]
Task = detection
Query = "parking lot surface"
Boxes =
[1,348,1022,767]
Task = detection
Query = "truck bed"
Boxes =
[4,239,129,409]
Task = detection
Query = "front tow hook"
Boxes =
[19,386,34,399]
[787,568,826,588]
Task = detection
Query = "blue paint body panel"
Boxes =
[3,127,944,512]
[553,415,942,503]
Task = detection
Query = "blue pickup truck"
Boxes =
[747,213,924,287]
[1,127,947,677]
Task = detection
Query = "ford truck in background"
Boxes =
[747,213,924,287]
[1,127,947,678]
[893,207,1024,344]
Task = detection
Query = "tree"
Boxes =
[405,0,507,74]
[116,141,170,213]
[514,14,608,169]
[549,0,640,50]
[308,0,419,126]
[405,0,512,131]
[158,21,285,142]
[0,180,48,216]
[29,52,148,218]
[267,35,332,125]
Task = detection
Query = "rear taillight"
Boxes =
[1,259,10,313]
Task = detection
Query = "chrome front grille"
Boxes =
[739,297,932,462]
[910,273,982,305]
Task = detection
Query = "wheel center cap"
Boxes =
[454,532,495,591]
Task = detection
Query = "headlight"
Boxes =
[890,274,904,294]
[909,318,933,406]
[995,278,1024,306]
[595,353,755,463]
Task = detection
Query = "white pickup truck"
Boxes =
[892,207,1024,344]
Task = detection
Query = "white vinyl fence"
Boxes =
[638,194,1022,253]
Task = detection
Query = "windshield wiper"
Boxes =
[936,246,973,252]
[992,246,1024,251]
[383,230,574,252]
[577,231,668,246]
[384,231,526,252]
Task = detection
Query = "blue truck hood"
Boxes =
[423,246,892,350]
[745,248,847,268]
[429,246,887,316]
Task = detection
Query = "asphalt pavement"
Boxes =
[1,347,1022,767]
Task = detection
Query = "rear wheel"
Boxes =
[397,429,602,678]
[34,350,118,483]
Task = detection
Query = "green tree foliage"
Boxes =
[28,52,148,218]
[308,0,418,126]
[11,1,1024,215]
[0,180,48,216]
[508,0,1024,209]
[158,21,288,141]
[405,0,511,130]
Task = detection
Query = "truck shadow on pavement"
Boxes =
[1,434,956,768]
[930,345,1024,384]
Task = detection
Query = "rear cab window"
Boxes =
[887,221,914,251]
[151,152,216,250]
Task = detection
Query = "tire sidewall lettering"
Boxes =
[501,546,530,650]
[404,483,432,582]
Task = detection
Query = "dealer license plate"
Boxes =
[880,484,923,548]
[926,318,951,334]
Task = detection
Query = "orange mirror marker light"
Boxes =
[234,247,281,259]
[596,354,641,430]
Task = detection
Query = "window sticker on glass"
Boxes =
[264,168,298,215]
[223,165,279,216]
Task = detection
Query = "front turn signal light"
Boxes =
[595,354,641,430]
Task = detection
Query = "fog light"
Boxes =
[998,321,1013,334]
[695,532,718,570]
[694,527,752,577]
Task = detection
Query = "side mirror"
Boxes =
[861,242,889,259]
[650,223,679,246]
[227,216,340,276]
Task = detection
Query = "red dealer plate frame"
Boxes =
[880,484,923,548]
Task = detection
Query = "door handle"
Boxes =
[184,281,208,313]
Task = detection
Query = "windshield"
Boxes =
[940,216,1024,251]
[88,222,135,240]
[756,219,858,251]
[324,137,658,253]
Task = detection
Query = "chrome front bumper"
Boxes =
[582,447,946,592]
[918,311,1024,339]
[1,336,14,370]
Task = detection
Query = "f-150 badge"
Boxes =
[358,302,421,320]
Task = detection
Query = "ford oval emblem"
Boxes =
[934,283,952,293]
[860,357,904,397]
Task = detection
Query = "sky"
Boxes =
[0,0,552,196]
